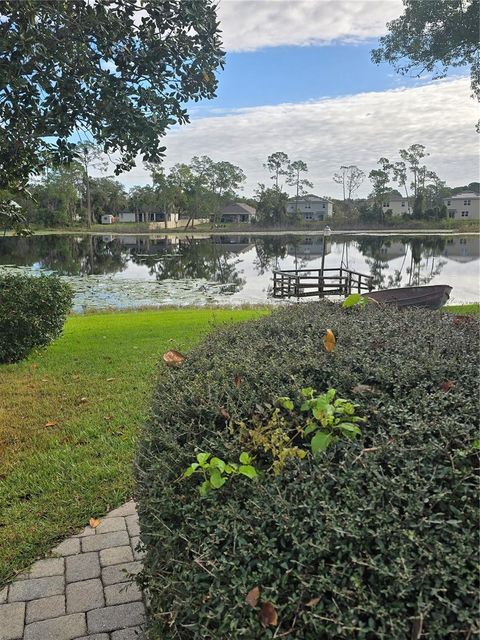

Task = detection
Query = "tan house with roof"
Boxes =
[380,194,412,216]
[443,192,480,221]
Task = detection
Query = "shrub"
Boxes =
[137,302,479,639]
[0,273,73,363]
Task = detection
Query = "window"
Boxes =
[401,202,405,207]
[448,211,455,219]
[464,199,471,206]
[383,202,389,208]
[461,211,469,217]
[447,200,451,206]
[460,238,467,244]
[322,203,325,208]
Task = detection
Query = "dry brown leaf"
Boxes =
[352,384,375,394]
[219,407,230,420]
[440,380,456,392]
[106,377,115,382]
[234,374,242,388]
[305,597,320,607]
[78,397,88,404]
[163,350,185,366]
[89,517,101,528]
[245,586,260,608]
[323,329,336,353]
[104,415,112,421]
[45,421,58,428]
[260,602,278,627]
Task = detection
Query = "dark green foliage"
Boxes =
[0,0,224,192]
[137,303,479,639]
[0,273,73,363]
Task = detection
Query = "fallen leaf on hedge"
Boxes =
[163,350,185,366]
[234,374,242,388]
[245,586,260,608]
[89,518,101,528]
[352,384,375,394]
[305,597,320,607]
[45,421,58,427]
[323,329,336,352]
[219,407,230,420]
[260,602,278,627]
[440,380,456,392]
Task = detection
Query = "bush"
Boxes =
[0,273,73,363]
[137,303,479,639]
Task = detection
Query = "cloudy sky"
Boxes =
[119,0,479,198]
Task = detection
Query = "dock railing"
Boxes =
[272,267,374,299]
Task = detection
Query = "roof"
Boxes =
[445,191,480,200]
[221,202,256,215]
[382,194,410,201]
[287,194,333,204]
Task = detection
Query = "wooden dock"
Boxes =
[272,267,373,299]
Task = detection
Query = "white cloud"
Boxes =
[119,77,479,198]
[217,0,403,51]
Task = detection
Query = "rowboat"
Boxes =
[362,285,452,310]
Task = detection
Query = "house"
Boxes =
[220,203,256,224]
[286,195,333,221]
[287,236,332,260]
[442,237,480,262]
[118,211,179,227]
[101,214,114,224]
[443,192,480,220]
[380,194,412,216]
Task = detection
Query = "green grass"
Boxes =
[0,307,268,587]
[444,303,480,315]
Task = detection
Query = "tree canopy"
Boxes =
[0,0,224,193]
[372,0,479,101]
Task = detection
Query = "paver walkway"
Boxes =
[0,501,146,640]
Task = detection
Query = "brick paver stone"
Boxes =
[99,546,133,567]
[125,516,140,538]
[81,531,130,553]
[129,537,145,561]
[25,595,65,624]
[8,576,64,603]
[66,579,105,613]
[94,518,127,534]
[105,501,137,518]
[104,582,143,607]
[111,627,144,640]
[0,588,8,605]
[87,602,145,634]
[17,559,64,582]
[51,538,80,557]
[102,562,142,586]
[23,613,86,640]
[75,635,109,640]
[65,552,100,583]
[0,602,26,640]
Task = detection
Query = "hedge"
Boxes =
[0,273,73,363]
[136,302,479,639]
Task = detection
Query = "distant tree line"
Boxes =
[2,142,476,229]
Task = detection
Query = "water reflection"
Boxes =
[0,233,478,309]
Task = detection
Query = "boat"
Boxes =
[361,285,452,310]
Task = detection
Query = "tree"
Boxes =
[0,0,224,194]
[255,185,289,226]
[265,152,290,189]
[286,160,313,220]
[371,0,479,103]
[89,177,127,221]
[333,165,365,202]
[79,144,107,227]
[368,169,391,223]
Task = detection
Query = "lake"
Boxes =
[0,232,478,311]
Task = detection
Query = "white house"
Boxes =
[118,211,179,227]
[286,195,333,221]
[443,192,480,221]
[101,214,114,224]
[220,203,256,223]
[380,194,412,216]
[117,212,136,223]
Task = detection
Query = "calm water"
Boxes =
[0,233,478,310]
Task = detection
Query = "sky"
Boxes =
[116,0,479,198]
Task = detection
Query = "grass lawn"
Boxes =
[444,303,480,315]
[0,307,268,587]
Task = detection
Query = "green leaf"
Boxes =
[210,457,225,472]
[224,464,235,474]
[209,470,226,489]
[304,422,317,436]
[311,431,332,454]
[183,462,199,477]
[199,480,211,496]
[472,439,480,450]
[277,396,294,410]
[239,465,257,479]
[336,422,362,436]
[301,387,315,398]
[342,293,366,308]
[196,452,211,467]
[239,452,252,464]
